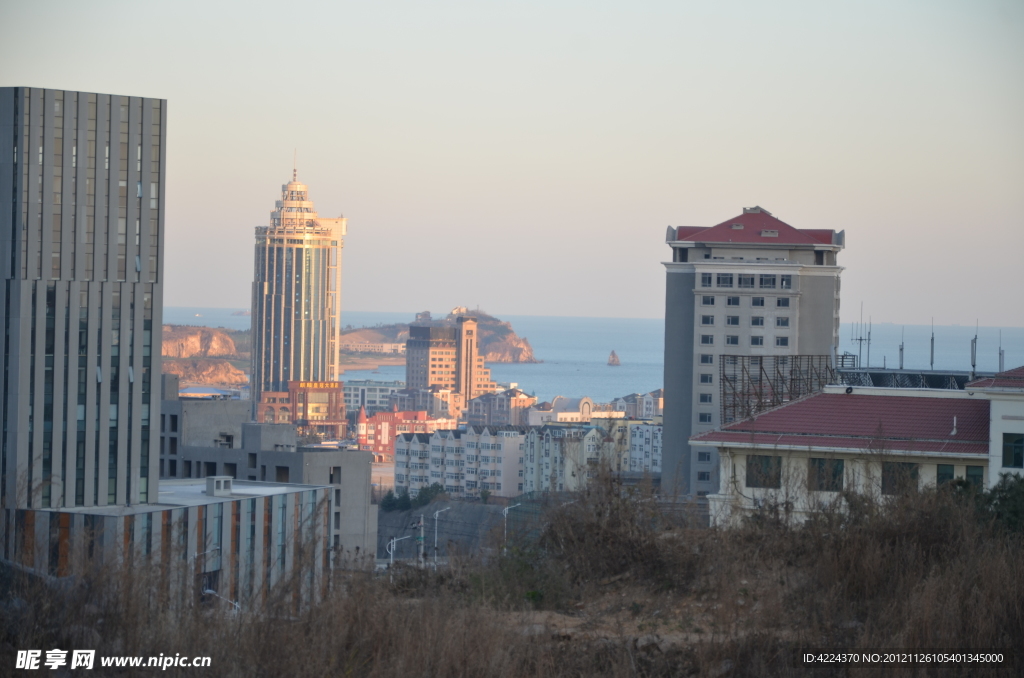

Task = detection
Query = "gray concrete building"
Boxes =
[160,376,376,560]
[661,206,844,498]
[251,172,347,402]
[1,87,165,514]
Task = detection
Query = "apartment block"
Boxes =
[662,206,844,498]
[522,425,616,493]
[355,406,457,463]
[394,427,527,498]
[255,380,347,439]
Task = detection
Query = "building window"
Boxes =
[697,471,711,482]
[966,465,984,487]
[701,315,714,326]
[936,464,955,485]
[1003,433,1024,468]
[759,275,776,289]
[751,316,764,327]
[698,451,712,462]
[701,335,714,345]
[727,296,740,306]
[752,297,765,307]
[702,296,715,306]
[775,337,789,347]
[701,273,712,287]
[750,336,763,346]
[781,275,792,289]
[738,275,754,289]
[726,335,739,346]
[808,458,844,492]
[698,413,712,424]
[726,316,739,326]
[700,354,714,365]
[699,393,712,404]
[716,273,733,288]
[700,373,713,384]
[882,462,919,495]
[746,455,781,489]
[777,297,791,308]
[776,317,790,328]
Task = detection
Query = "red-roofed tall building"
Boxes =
[662,206,846,498]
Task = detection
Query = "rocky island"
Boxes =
[339,308,539,363]
[162,308,538,386]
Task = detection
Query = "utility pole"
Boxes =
[433,507,451,566]
[415,514,426,568]
[502,503,521,555]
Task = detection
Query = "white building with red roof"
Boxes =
[693,367,1024,526]
[662,206,846,499]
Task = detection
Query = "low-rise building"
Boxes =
[466,388,538,427]
[612,390,664,419]
[339,342,406,354]
[389,386,464,421]
[344,379,405,415]
[526,396,596,425]
[255,380,347,439]
[694,370,1024,526]
[355,406,458,463]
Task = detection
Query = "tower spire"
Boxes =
[293,149,297,182]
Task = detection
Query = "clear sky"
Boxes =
[2,0,1022,325]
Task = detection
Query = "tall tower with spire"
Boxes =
[251,172,347,402]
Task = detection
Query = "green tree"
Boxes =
[396,490,412,512]
[480,489,491,505]
[380,490,397,512]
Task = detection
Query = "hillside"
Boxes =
[162,325,250,387]
[340,308,539,363]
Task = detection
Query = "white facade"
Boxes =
[522,425,614,493]
[344,379,405,415]
[627,423,663,474]
[394,427,527,498]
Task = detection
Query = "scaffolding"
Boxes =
[720,355,836,424]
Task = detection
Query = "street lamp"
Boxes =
[433,507,451,566]
[386,535,411,583]
[202,588,241,613]
[502,503,521,554]
[189,547,221,607]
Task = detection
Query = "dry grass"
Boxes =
[2,476,1022,677]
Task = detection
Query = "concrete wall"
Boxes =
[661,265,696,498]
[797,271,840,355]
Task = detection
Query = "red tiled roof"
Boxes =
[966,365,1024,390]
[692,392,990,456]
[672,210,836,247]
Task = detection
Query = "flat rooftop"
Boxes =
[41,479,330,516]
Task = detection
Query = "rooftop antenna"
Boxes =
[999,330,1005,373]
[970,320,978,380]
[866,317,872,369]
[899,326,905,370]
[293,149,297,182]
[930,318,935,370]
[853,302,868,367]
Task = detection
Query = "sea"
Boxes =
[164,307,1024,404]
